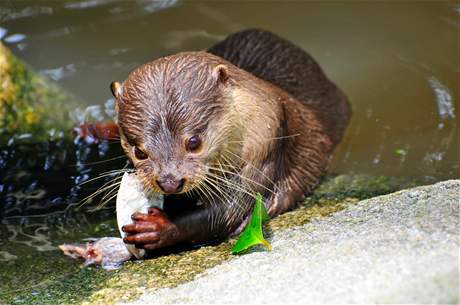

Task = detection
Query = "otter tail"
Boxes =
[208,29,351,146]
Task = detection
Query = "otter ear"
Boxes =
[110,81,123,99]
[212,64,229,84]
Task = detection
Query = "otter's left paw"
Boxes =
[122,208,180,250]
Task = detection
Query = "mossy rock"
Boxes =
[0,42,79,145]
[0,174,422,305]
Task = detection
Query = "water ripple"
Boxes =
[0,6,53,22]
[65,0,116,10]
[428,77,456,120]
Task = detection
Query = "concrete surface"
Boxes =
[122,180,460,304]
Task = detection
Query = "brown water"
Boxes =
[2,0,458,181]
[0,1,458,303]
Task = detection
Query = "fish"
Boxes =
[115,172,163,259]
[59,237,132,270]
[59,173,163,269]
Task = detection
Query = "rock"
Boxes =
[0,42,127,218]
[0,42,80,144]
[0,174,438,305]
[123,180,459,304]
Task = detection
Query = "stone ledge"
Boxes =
[123,180,459,304]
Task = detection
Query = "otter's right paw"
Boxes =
[121,208,180,250]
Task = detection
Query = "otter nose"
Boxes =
[156,176,185,194]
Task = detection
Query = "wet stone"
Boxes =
[124,180,459,304]
[0,174,435,305]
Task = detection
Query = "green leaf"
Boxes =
[232,193,272,254]
[394,148,407,156]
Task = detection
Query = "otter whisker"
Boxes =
[193,182,220,232]
[194,180,215,207]
[227,133,301,144]
[97,181,123,208]
[106,139,122,144]
[195,169,238,207]
[106,137,121,141]
[90,183,122,211]
[222,149,277,187]
[200,184,217,207]
[221,150,271,183]
[78,179,122,207]
[200,181,219,202]
[200,175,233,206]
[77,168,132,186]
[183,188,194,199]
[196,172,229,204]
[72,155,127,167]
[204,170,257,200]
[218,154,242,174]
[206,164,275,196]
[199,174,250,231]
[76,165,130,207]
[194,179,210,201]
[78,174,124,207]
[202,176,248,213]
[216,154,243,173]
[215,159,252,203]
[204,174,254,200]
[208,166,255,209]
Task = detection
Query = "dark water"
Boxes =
[2,0,457,179]
[0,0,458,302]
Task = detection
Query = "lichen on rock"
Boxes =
[0,174,424,305]
[0,42,79,145]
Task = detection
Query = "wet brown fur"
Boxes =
[114,29,351,244]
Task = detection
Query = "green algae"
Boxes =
[0,42,79,145]
[0,215,118,305]
[0,174,421,305]
[311,174,419,200]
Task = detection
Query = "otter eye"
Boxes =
[186,135,202,152]
[133,146,148,160]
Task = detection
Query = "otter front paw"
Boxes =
[122,207,180,250]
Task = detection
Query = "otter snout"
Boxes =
[156,175,186,194]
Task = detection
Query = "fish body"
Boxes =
[60,173,163,268]
[116,172,163,258]
[59,237,132,270]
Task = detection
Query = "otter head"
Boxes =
[111,52,232,195]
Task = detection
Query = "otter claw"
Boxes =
[123,209,180,250]
[124,231,163,246]
[143,243,162,250]
[131,212,157,222]
[122,222,158,233]
[124,232,160,244]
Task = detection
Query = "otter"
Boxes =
[110,29,351,251]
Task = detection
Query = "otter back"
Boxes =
[208,29,351,146]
